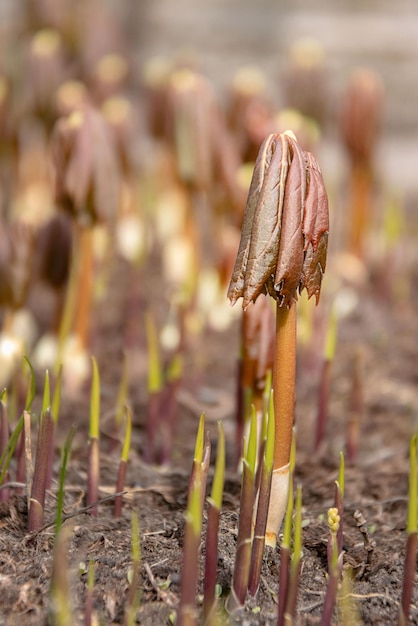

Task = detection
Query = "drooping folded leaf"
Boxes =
[228,134,290,308]
[228,131,329,310]
[274,137,306,307]
[299,152,329,302]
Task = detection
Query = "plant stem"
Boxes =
[74,224,94,351]
[266,301,297,547]
[29,409,54,532]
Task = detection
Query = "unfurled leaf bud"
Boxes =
[228,132,329,310]
[51,105,120,225]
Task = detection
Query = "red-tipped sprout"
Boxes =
[228,131,329,546]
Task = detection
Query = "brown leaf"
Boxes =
[274,136,306,307]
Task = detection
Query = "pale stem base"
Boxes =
[265,464,290,547]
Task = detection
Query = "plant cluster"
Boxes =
[0,2,416,625]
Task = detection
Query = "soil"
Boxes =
[1,3,418,626]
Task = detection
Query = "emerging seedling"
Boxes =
[399,435,417,626]
[28,406,54,531]
[87,357,100,516]
[227,408,258,614]
[248,390,275,597]
[321,453,345,626]
[228,131,329,545]
[314,304,337,454]
[177,414,211,626]
[49,526,73,626]
[277,432,296,626]
[114,405,132,518]
[203,421,225,625]
[125,509,141,626]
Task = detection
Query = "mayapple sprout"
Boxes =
[228,131,329,545]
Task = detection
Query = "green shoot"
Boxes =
[42,369,51,414]
[145,312,163,463]
[278,432,296,626]
[115,351,129,428]
[55,426,76,536]
[248,391,275,597]
[399,435,417,626]
[52,365,63,424]
[49,526,73,626]
[87,357,100,515]
[114,406,132,518]
[204,421,225,624]
[284,484,303,622]
[0,401,9,501]
[322,459,345,626]
[24,356,36,411]
[125,508,141,626]
[178,414,210,626]
[227,408,257,614]
[146,312,162,394]
[315,304,337,453]
[29,408,54,531]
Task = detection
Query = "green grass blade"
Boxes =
[23,356,36,411]
[246,406,257,478]
[0,413,24,485]
[90,357,100,439]
[194,413,205,463]
[209,421,225,511]
[324,303,338,361]
[121,406,132,464]
[145,312,162,394]
[265,390,275,473]
[292,485,303,571]
[115,351,129,427]
[55,426,76,535]
[338,451,345,499]
[42,370,50,415]
[52,365,63,424]
[407,435,417,535]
